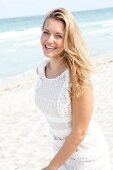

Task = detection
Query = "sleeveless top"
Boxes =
[34,58,72,137]
[34,58,111,169]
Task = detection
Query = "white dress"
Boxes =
[34,58,111,170]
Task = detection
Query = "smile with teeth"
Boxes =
[45,45,56,50]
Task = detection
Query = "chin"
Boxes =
[43,52,57,58]
[44,52,63,59]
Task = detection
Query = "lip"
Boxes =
[44,44,56,51]
[45,45,56,49]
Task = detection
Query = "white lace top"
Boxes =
[34,58,111,170]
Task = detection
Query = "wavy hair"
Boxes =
[42,8,94,98]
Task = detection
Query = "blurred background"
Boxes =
[0,1,113,170]
[0,0,113,78]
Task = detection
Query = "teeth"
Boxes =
[45,45,56,49]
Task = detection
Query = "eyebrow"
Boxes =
[42,28,64,35]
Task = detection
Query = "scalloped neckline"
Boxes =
[43,59,68,80]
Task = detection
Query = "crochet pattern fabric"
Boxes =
[34,58,111,170]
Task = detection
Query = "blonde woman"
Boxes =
[34,8,111,170]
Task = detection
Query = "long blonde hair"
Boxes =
[42,8,94,98]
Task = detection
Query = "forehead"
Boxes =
[43,18,65,33]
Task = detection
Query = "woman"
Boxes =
[34,8,111,170]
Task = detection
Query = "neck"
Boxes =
[48,57,67,71]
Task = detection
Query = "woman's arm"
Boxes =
[47,83,94,170]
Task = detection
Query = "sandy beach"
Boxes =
[0,56,113,170]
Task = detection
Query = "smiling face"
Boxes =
[41,18,65,59]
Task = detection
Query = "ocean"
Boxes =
[0,7,113,78]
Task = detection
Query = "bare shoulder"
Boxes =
[78,81,94,102]
[71,80,94,115]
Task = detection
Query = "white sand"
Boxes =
[0,56,113,170]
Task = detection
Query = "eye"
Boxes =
[55,34,63,39]
[43,31,49,35]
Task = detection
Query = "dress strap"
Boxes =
[37,58,50,78]
[35,58,49,90]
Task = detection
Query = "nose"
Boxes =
[47,34,55,43]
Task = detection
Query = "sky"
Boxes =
[0,0,113,19]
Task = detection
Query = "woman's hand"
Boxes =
[41,165,57,170]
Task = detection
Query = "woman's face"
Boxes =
[41,18,65,59]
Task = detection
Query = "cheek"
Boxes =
[40,37,45,49]
[59,40,64,49]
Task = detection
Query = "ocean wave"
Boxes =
[87,28,113,35]
[14,40,40,47]
[101,20,113,27]
[2,49,16,52]
[0,27,41,40]
[14,36,36,41]
[81,19,113,28]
